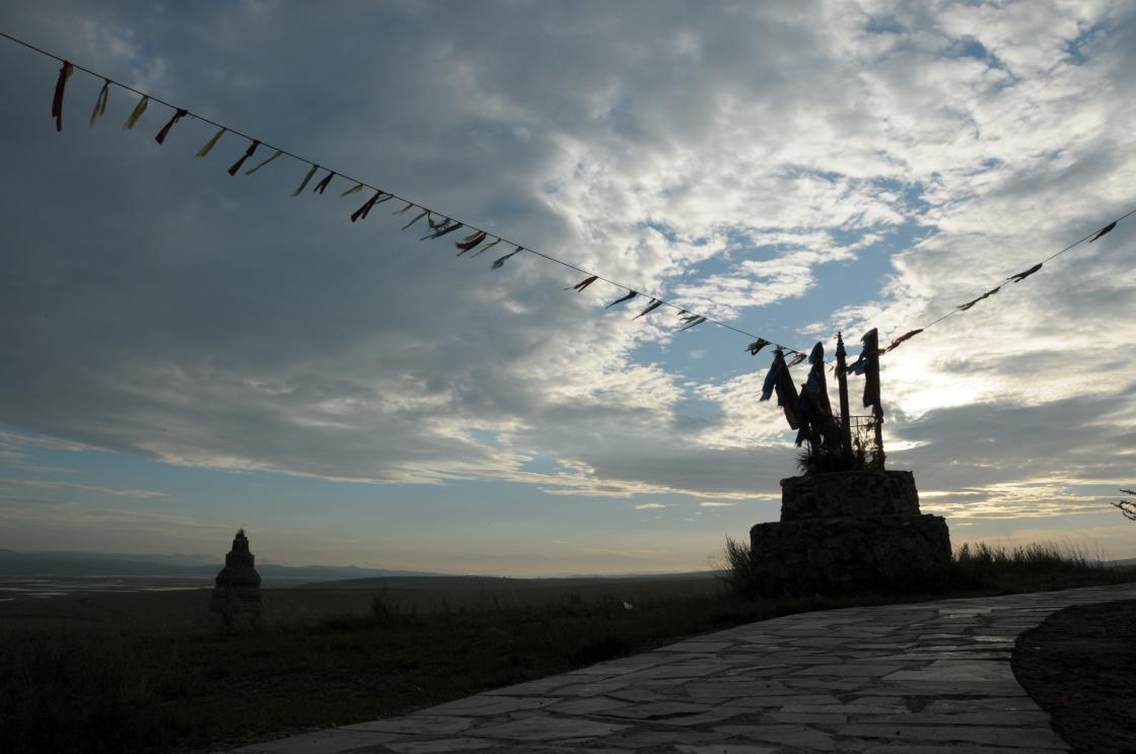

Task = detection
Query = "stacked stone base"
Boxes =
[750,470,950,596]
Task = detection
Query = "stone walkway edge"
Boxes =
[223,583,1136,754]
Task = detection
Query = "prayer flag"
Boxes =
[226,139,260,176]
[123,94,149,129]
[88,79,110,127]
[196,127,226,157]
[50,61,74,132]
[154,108,188,145]
[605,290,638,309]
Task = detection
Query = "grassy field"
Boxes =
[1,545,1133,754]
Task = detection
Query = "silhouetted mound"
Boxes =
[211,529,262,628]
[1013,599,1136,754]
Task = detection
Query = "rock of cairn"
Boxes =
[211,528,262,629]
[750,470,951,595]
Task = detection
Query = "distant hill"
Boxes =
[0,549,434,583]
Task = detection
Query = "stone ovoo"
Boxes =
[211,528,262,628]
[750,470,950,595]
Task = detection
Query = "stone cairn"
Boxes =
[211,528,262,629]
[750,470,951,595]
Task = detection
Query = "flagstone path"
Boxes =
[225,583,1136,754]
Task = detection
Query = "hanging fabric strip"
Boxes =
[394,201,416,214]
[244,149,283,175]
[455,230,487,253]
[492,247,523,270]
[566,275,598,292]
[350,190,384,222]
[292,164,319,196]
[860,328,881,413]
[634,299,665,319]
[339,182,365,197]
[195,127,226,157]
[1089,221,1117,242]
[679,315,707,331]
[884,328,924,353]
[605,290,638,309]
[123,95,149,129]
[427,213,447,230]
[313,170,336,194]
[400,209,429,231]
[765,349,802,429]
[745,338,770,356]
[226,139,260,176]
[957,286,1001,312]
[89,78,110,127]
[421,222,464,240]
[50,61,75,132]
[760,352,781,401]
[797,341,839,449]
[846,354,867,375]
[154,108,188,145]
[1006,262,1042,283]
[787,352,806,367]
[472,238,502,257]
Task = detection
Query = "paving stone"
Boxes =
[654,706,753,727]
[922,698,1042,714]
[837,723,1068,748]
[547,697,633,716]
[764,710,848,724]
[860,710,1050,726]
[884,659,1015,682]
[659,641,736,652]
[779,701,907,715]
[481,676,585,696]
[347,716,472,736]
[470,714,626,741]
[674,745,779,754]
[602,701,712,720]
[232,729,404,753]
[383,738,496,753]
[714,723,837,751]
[606,688,672,703]
[794,663,903,677]
[425,695,557,716]
[858,745,1057,754]
[682,680,794,699]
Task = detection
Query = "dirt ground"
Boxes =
[1013,599,1136,754]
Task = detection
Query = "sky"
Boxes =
[0,0,1133,575]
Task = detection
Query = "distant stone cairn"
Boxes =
[211,528,262,629]
[750,470,951,595]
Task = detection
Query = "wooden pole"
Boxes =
[835,332,852,459]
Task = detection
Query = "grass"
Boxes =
[2,546,1134,754]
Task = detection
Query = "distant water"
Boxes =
[0,576,211,601]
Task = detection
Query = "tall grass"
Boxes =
[715,535,756,598]
[948,541,1109,592]
[719,536,1125,598]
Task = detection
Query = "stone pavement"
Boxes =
[225,583,1136,754]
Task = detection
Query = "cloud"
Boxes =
[634,503,666,510]
[0,478,169,499]
[0,0,1132,535]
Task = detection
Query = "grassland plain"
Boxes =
[1,545,1133,754]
